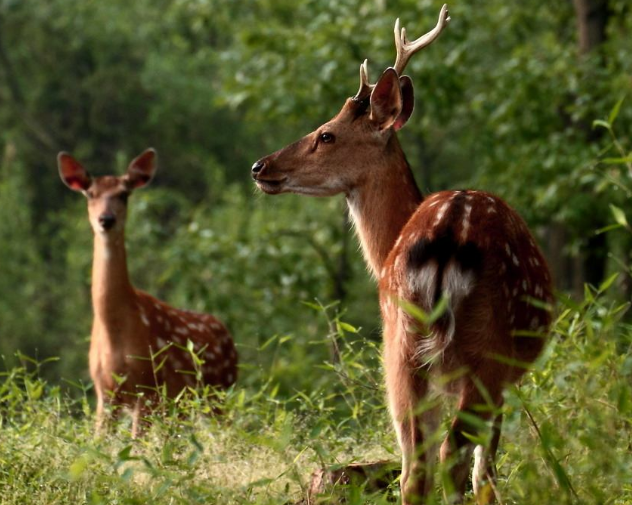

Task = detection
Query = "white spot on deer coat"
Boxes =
[461,204,472,241]
[434,200,450,226]
[512,254,520,266]
[140,312,150,327]
[175,326,189,336]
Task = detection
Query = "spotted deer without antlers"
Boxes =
[252,5,552,503]
[58,149,237,437]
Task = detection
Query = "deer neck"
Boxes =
[91,232,136,332]
[346,136,422,277]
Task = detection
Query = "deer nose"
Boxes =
[251,159,265,175]
[98,214,116,230]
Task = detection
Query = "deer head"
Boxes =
[251,5,450,197]
[58,149,157,236]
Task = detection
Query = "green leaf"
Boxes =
[592,119,611,131]
[598,272,619,293]
[595,223,623,235]
[610,204,628,228]
[117,445,134,461]
[337,321,358,334]
[601,156,632,164]
[608,96,625,125]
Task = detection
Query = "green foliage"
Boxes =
[1,291,631,504]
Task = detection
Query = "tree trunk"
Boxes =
[569,0,611,293]
[572,0,610,55]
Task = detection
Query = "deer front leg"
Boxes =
[94,386,107,436]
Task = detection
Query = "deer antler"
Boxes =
[353,4,451,101]
[355,59,372,100]
[393,4,450,76]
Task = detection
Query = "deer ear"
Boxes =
[393,76,414,131]
[125,148,157,189]
[58,152,92,192]
[369,68,403,131]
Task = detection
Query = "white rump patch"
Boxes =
[413,260,475,367]
[442,261,475,308]
[408,261,439,310]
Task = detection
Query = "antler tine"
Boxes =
[393,4,450,76]
[354,59,374,100]
[353,5,450,101]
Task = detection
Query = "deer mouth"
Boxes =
[254,176,287,194]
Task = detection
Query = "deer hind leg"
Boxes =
[440,373,503,502]
[472,411,503,501]
[384,337,437,504]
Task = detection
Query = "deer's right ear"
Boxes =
[369,68,403,131]
[393,76,414,131]
[58,153,92,192]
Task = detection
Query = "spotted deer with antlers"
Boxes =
[58,149,237,437]
[252,5,552,503]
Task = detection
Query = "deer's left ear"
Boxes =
[393,76,414,131]
[125,148,157,189]
[369,68,403,131]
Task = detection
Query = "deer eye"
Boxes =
[319,132,335,144]
[118,191,130,203]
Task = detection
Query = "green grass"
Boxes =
[1,286,631,505]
